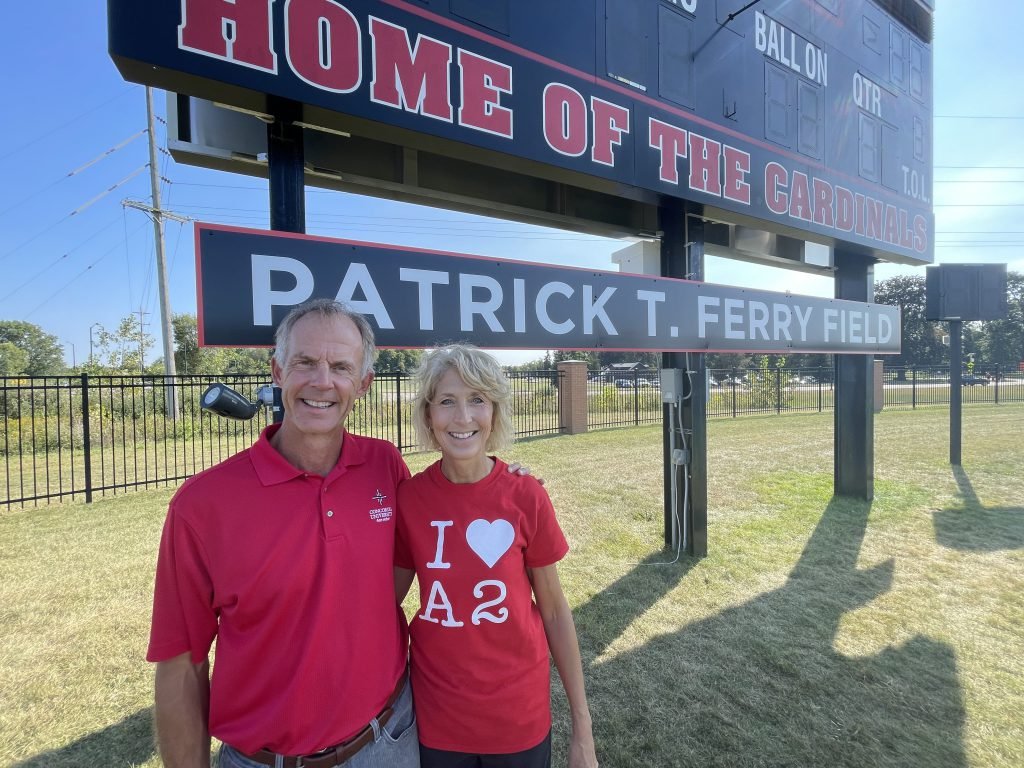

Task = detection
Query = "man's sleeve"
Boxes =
[147,502,218,664]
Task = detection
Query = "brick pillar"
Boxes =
[557,361,589,435]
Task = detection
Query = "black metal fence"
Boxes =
[2,370,562,509]
[879,367,1024,409]
[586,371,663,429]
[5,365,1023,508]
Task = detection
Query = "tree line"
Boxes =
[2,272,1021,377]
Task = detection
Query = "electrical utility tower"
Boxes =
[124,86,189,418]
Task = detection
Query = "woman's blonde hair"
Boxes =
[412,344,514,453]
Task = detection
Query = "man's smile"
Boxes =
[301,399,336,409]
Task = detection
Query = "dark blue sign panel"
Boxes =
[196,223,901,354]
[109,0,934,264]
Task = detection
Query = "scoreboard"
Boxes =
[108,0,934,265]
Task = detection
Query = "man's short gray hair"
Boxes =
[273,299,376,378]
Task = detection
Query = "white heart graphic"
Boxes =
[466,519,515,568]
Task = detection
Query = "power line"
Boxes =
[935,114,1024,119]
[0,217,137,303]
[0,130,147,220]
[935,164,1024,169]
[23,232,140,319]
[0,87,139,163]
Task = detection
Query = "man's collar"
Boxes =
[250,423,366,485]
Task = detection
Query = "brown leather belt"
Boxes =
[239,671,407,768]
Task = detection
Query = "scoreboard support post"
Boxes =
[661,201,708,557]
[834,251,875,501]
[267,96,306,424]
[268,96,306,235]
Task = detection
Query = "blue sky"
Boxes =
[3,2,1022,367]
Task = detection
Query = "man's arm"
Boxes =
[154,652,211,768]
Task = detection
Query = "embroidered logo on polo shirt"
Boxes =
[369,489,393,523]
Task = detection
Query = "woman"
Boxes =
[395,344,598,768]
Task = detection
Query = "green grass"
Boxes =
[1,406,1022,767]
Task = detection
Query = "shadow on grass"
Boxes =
[573,497,968,768]
[13,708,155,768]
[933,466,1024,551]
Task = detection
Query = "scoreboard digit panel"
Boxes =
[108,0,934,264]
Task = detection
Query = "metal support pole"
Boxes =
[833,251,875,500]
[81,374,93,504]
[267,97,306,422]
[268,96,306,234]
[146,87,179,419]
[660,200,707,556]
[949,319,962,465]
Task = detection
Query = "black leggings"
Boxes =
[418,731,551,768]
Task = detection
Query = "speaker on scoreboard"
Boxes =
[925,263,1008,321]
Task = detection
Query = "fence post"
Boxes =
[775,368,781,414]
[994,364,1000,405]
[633,373,640,425]
[81,373,93,504]
[395,373,403,450]
[912,368,917,409]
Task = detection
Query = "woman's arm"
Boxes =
[529,564,598,768]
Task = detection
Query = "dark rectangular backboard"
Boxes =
[925,263,1008,321]
[109,0,934,265]
[195,222,901,354]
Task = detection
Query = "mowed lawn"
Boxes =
[1,405,1021,767]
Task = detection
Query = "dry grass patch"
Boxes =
[1,406,1021,767]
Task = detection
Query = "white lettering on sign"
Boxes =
[637,290,666,336]
[754,11,827,87]
[536,282,574,334]
[235,241,900,354]
[460,273,504,332]
[399,267,449,330]
[335,262,394,328]
[251,254,314,325]
[901,166,930,203]
[692,296,819,342]
[582,285,618,335]
[822,308,892,344]
[852,72,882,118]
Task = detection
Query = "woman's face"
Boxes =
[427,367,494,462]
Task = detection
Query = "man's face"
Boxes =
[271,313,373,440]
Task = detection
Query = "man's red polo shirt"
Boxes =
[148,424,410,755]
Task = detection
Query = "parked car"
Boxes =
[961,374,989,386]
[614,378,633,388]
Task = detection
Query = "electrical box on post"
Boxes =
[661,369,684,403]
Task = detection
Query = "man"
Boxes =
[148,299,417,767]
